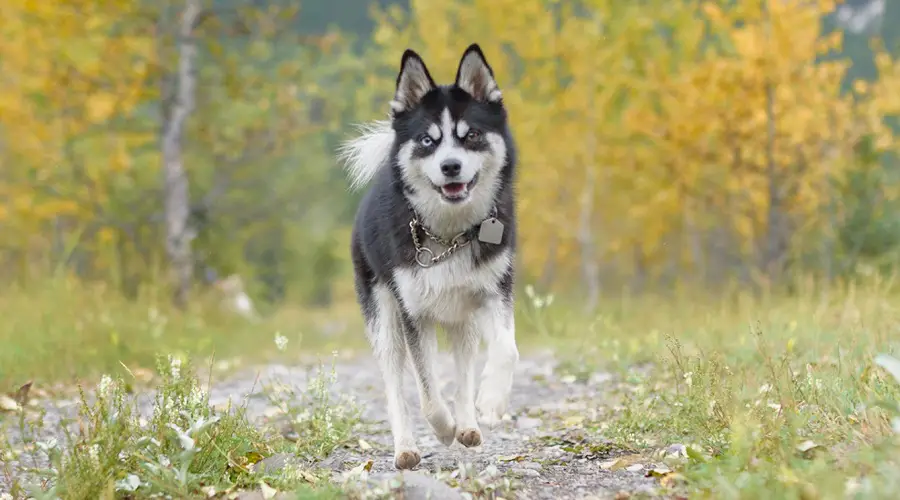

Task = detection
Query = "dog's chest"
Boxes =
[393,247,510,325]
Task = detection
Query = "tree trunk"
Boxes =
[761,1,789,285]
[578,164,600,312]
[162,0,200,308]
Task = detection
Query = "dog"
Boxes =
[338,43,519,470]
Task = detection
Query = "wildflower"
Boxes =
[274,332,289,352]
[169,355,182,380]
[98,374,114,398]
[88,444,101,467]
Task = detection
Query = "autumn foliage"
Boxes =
[368,0,900,294]
[2,0,900,304]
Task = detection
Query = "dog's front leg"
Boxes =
[367,286,420,470]
[446,321,482,448]
[475,298,519,428]
[401,315,457,447]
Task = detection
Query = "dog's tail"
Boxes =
[337,119,395,191]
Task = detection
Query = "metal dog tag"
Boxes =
[478,218,504,244]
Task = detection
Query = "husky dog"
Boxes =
[338,44,518,470]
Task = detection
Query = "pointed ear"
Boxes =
[455,43,502,103]
[390,49,437,115]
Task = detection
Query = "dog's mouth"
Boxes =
[436,175,478,203]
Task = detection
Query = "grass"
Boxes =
[0,277,367,389]
[517,275,900,499]
[4,273,900,498]
[1,352,359,499]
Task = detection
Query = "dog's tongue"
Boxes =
[442,183,466,195]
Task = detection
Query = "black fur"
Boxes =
[350,53,517,321]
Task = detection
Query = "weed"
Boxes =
[4,355,340,499]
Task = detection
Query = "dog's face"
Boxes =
[390,44,508,207]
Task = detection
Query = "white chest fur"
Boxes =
[393,247,511,325]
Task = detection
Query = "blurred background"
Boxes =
[1,0,899,383]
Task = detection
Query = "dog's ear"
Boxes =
[391,49,437,115]
[455,43,502,103]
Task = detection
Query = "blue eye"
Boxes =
[419,136,434,147]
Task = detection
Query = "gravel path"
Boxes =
[2,350,665,499]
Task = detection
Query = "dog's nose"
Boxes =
[440,159,462,177]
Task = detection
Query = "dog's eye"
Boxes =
[465,130,482,141]
[419,136,435,147]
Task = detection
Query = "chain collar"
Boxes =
[408,204,498,268]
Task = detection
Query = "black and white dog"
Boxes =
[338,44,519,470]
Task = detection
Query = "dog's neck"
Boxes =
[405,188,497,239]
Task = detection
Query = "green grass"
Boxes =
[0,277,367,389]
[517,276,900,499]
[1,353,359,499]
[4,275,900,498]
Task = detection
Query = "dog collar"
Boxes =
[407,205,503,268]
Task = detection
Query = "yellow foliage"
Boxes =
[367,0,899,285]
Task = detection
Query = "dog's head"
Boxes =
[389,44,510,210]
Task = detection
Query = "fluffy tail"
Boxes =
[337,119,395,191]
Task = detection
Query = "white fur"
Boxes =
[337,119,395,191]
[398,109,508,239]
[367,284,419,463]
[393,248,511,324]
[377,248,517,455]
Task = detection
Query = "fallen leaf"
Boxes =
[260,482,278,499]
[646,466,672,477]
[660,473,688,488]
[599,459,620,470]
[497,455,525,462]
[13,381,32,406]
[796,440,819,453]
[607,454,643,471]
[358,439,372,451]
[0,395,20,412]
[562,415,585,426]
[796,440,823,458]
[245,451,265,465]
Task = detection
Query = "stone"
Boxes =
[365,471,464,500]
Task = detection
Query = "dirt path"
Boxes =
[3,351,663,499]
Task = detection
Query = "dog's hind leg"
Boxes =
[368,285,420,470]
[402,316,457,447]
[446,321,482,448]
[475,297,519,428]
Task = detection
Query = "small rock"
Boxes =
[511,467,540,477]
[255,453,297,474]
[367,471,464,500]
[589,372,613,385]
[625,463,644,472]
[665,443,687,458]
[515,416,542,430]
[519,461,543,470]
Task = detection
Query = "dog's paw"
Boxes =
[425,405,457,447]
[476,392,507,429]
[394,448,421,470]
[456,427,483,448]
